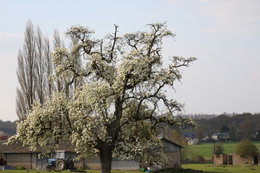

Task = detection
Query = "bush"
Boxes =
[14,166,26,170]
[181,147,191,163]
[236,139,258,158]
[191,154,205,163]
[213,142,224,155]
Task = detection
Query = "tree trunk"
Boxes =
[100,145,112,173]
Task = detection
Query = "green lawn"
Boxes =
[2,166,260,173]
[186,141,260,160]
[2,165,260,173]
[183,164,260,173]
[0,170,137,173]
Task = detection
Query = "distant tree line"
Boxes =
[191,112,260,141]
[2,112,260,139]
[0,120,16,135]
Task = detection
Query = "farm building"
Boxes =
[0,140,39,169]
[211,132,230,141]
[213,153,260,165]
[73,138,182,169]
[0,137,182,170]
[0,140,74,169]
[161,138,183,168]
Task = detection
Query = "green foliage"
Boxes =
[220,125,230,133]
[190,155,205,163]
[183,164,260,173]
[14,166,26,170]
[236,140,258,158]
[213,143,224,155]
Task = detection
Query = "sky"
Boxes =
[0,0,260,121]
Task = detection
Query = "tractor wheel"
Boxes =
[55,159,65,170]
[67,160,74,169]
[46,165,52,171]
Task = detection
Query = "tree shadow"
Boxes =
[203,171,229,173]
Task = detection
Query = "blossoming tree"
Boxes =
[10,23,196,173]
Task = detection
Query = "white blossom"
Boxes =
[9,23,196,172]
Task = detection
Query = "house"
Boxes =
[213,153,260,165]
[0,136,8,140]
[0,131,9,141]
[182,132,197,139]
[1,138,182,170]
[211,133,219,140]
[211,132,230,141]
[201,134,209,142]
[187,138,199,145]
[182,132,199,145]
[254,130,260,140]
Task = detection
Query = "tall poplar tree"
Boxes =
[16,21,36,119]
[16,21,52,119]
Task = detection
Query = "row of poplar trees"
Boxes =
[16,21,81,120]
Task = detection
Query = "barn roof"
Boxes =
[0,140,74,154]
[160,137,183,148]
[0,140,33,153]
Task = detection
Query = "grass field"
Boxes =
[1,166,260,173]
[0,170,136,173]
[186,141,260,160]
[183,164,260,173]
[0,170,140,173]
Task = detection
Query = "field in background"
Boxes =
[183,164,260,173]
[185,141,260,160]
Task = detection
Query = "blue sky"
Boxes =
[0,0,260,121]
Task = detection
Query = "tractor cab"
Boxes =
[53,150,72,159]
[46,150,74,171]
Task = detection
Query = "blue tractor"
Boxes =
[46,150,74,171]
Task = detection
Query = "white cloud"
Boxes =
[199,0,260,34]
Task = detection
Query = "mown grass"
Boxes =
[186,141,260,160]
[0,170,138,173]
[183,164,260,173]
[2,166,260,173]
[1,165,260,173]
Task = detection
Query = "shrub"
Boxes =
[14,166,26,170]
[191,154,205,163]
[213,142,224,155]
[236,139,258,158]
